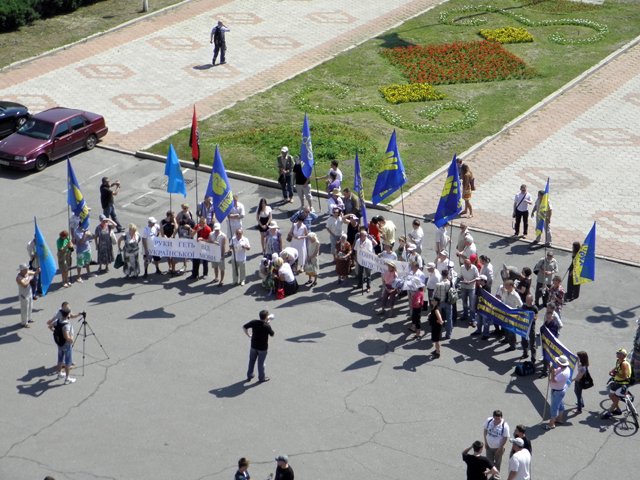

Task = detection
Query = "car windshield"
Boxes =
[17,119,53,140]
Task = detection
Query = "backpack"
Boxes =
[53,320,68,347]
[447,285,459,304]
[213,26,224,45]
[515,361,535,376]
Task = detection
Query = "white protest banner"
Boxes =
[357,250,411,277]
[147,237,222,262]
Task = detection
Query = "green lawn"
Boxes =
[147,0,640,200]
[0,0,184,68]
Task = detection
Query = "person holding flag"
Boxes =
[16,264,36,328]
[352,151,368,228]
[544,355,571,430]
[532,180,552,246]
[569,221,596,300]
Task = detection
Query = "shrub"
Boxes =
[0,0,103,32]
[379,83,446,104]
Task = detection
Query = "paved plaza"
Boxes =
[1,0,640,479]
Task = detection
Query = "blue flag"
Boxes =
[353,151,368,229]
[67,158,90,229]
[300,113,314,179]
[433,154,463,228]
[573,222,596,285]
[165,144,187,197]
[535,177,550,237]
[34,219,57,296]
[541,327,578,375]
[205,145,234,222]
[371,130,407,204]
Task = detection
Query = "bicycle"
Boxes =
[603,379,638,429]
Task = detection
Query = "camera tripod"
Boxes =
[72,312,109,376]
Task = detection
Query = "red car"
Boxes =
[0,107,108,171]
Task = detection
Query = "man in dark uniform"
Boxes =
[243,310,275,383]
[100,176,124,232]
[210,20,230,65]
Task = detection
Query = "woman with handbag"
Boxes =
[118,224,141,278]
[95,214,117,272]
[574,351,592,414]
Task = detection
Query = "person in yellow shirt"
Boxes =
[602,348,632,418]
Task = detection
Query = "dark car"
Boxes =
[0,107,108,171]
[0,101,30,139]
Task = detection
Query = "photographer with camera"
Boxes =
[47,302,84,385]
[100,176,124,233]
[16,264,36,328]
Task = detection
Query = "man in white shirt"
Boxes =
[142,217,162,277]
[230,228,250,286]
[209,223,227,286]
[354,227,376,292]
[425,262,441,300]
[459,258,479,326]
[507,437,531,480]
[228,195,245,234]
[378,216,396,248]
[407,219,424,254]
[495,280,523,351]
[484,410,510,471]
[512,184,533,237]
[456,224,476,264]
[326,208,344,259]
[435,221,450,255]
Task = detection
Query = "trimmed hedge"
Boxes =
[0,0,103,32]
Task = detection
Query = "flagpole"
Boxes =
[227,217,238,281]
[542,372,551,421]
[195,169,199,215]
[312,163,321,213]
[399,185,407,242]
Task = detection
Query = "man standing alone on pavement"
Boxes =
[210,20,230,65]
[512,184,532,237]
[277,147,294,203]
[100,177,124,232]
[243,310,275,383]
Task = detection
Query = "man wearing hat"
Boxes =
[141,217,162,277]
[326,188,344,215]
[545,355,571,429]
[602,348,632,418]
[16,264,35,328]
[264,221,283,258]
[277,146,294,203]
[533,251,558,308]
[507,437,531,480]
[274,455,294,480]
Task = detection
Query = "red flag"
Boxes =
[189,105,200,167]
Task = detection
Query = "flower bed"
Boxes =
[381,40,535,85]
[479,26,533,44]
[379,83,446,104]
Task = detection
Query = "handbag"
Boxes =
[580,368,594,389]
[114,252,124,269]
[286,228,293,243]
[276,287,285,300]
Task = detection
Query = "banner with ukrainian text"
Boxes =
[147,236,222,262]
[540,326,578,374]
[356,249,411,277]
[371,130,407,204]
[572,221,596,285]
[433,153,463,228]
[477,289,533,338]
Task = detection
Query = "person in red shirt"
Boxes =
[191,216,211,280]
[368,216,382,254]
[410,286,425,339]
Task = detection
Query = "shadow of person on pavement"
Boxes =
[209,379,259,398]
[16,365,61,397]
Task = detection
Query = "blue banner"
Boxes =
[205,145,234,222]
[477,289,533,338]
[165,144,187,196]
[34,219,57,296]
[371,130,407,204]
[300,113,314,179]
[433,153,462,228]
[67,158,90,229]
[353,151,368,229]
[541,326,578,374]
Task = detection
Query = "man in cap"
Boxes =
[16,264,35,327]
[533,251,558,308]
[243,310,275,383]
[507,437,531,480]
[210,20,230,65]
[602,348,632,418]
[545,355,571,429]
[141,217,163,277]
[277,146,294,203]
[274,455,294,480]
[209,222,227,286]
[100,176,124,232]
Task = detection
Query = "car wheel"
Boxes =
[85,134,97,150]
[35,155,48,172]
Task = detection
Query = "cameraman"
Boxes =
[100,176,124,233]
[47,302,83,385]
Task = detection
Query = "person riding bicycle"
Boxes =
[602,348,632,419]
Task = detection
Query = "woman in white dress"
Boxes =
[289,215,308,274]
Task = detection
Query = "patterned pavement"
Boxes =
[402,39,640,265]
[1,0,638,264]
[0,0,439,150]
